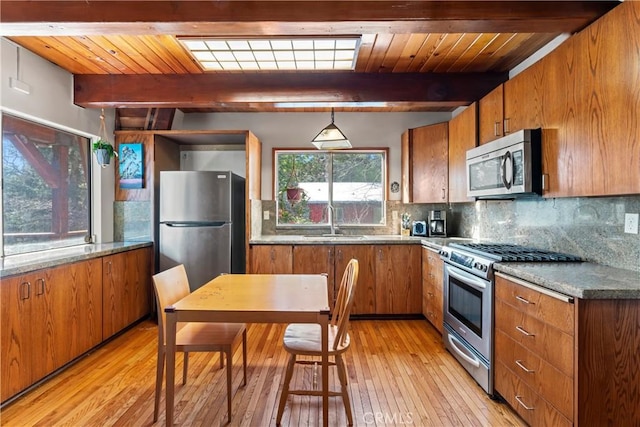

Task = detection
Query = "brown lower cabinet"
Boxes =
[421,246,443,333]
[1,246,152,403]
[1,259,103,402]
[494,273,640,427]
[250,243,420,315]
[102,247,153,339]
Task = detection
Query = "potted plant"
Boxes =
[283,156,305,203]
[92,139,117,167]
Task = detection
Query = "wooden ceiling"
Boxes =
[1,1,621,114]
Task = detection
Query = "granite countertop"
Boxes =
[0,241,153,278]
[494,262,640,300]
[250,234,427,244]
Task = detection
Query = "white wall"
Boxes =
[180,148,247,177]
[0,38,115,242]
[179,111,452,200]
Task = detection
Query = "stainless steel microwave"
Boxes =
[466,129,542,199]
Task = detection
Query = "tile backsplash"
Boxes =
[256,196,640,272]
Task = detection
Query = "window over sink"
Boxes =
[274,149,386,227]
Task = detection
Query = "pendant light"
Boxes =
[311,108,352,150]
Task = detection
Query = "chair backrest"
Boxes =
[152,264,191,346]
[332,259,359,350]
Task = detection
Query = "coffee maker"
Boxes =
[428,210,447,237]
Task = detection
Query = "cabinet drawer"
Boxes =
[495,360,572,427]
[495,298,573,377]
[495,329,573,420]
[496,274,574,335]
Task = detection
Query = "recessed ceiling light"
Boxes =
[179,37,361,71]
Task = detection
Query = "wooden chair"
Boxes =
[152,265,247,424]
[276,259,359,425]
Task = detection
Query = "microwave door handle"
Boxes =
[501,150,512,190]
[446,266,487,291]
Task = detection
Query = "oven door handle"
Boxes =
[447,333,481,368]
[446,266,487,291]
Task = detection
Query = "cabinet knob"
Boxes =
[503,118,510,134]
[35,278,45,296]
[494,121,500,136]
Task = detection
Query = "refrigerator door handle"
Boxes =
[164,222,226,228]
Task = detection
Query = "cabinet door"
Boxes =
[422,247,444,334]
[478,84,504,144]
[448,103,477,203]
[411,122,449,203]
[503,63,543,133]
[293,245,335,309]
[103,248,153,339]
[1,274,36,401]
[334,245,375,315]
[374,245,422,314]
[250,245,293,274]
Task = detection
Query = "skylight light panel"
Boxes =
[180,37,361,71]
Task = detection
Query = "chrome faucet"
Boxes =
[327,203,336,235]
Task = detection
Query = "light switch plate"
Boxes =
[624,213,639,234]
[392,211,398,220]
[263,210,270,220]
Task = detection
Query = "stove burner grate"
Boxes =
[451,243,582,262]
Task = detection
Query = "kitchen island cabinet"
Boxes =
[494,272,640,427]
[102,247,153,339]
[1,258,103,403]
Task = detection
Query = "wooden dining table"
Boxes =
[164,273,330,426]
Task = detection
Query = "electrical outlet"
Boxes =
[263,210,270,220]
[624,213,639,234]
[392,211,398,220]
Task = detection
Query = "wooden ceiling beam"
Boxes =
[1,1,620,36]
[73,72,507,108]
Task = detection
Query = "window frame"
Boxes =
[0,109,94,258]
[272,147,389,228]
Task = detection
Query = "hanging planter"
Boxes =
[92,139,117,168]
[284,155,306,204]
[286,187,305,203]
[92,109,117,168]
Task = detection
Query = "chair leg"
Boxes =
[276,353,297,426]
[226,348,233,424]
[335,354,353,426]
[183,352,189,385]
[154,346,165,422]
[242,329,248,386]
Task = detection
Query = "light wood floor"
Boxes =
[1,319,525,426]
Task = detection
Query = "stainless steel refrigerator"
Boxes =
[159,171,245,291]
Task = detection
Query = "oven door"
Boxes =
[443,263,492,361]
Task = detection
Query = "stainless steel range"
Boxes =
[438,242,581,395]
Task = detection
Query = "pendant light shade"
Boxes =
[311,109,352,150]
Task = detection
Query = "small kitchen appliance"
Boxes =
[438,242,581,395]
[411,220,428,237]
[428,210,447,237]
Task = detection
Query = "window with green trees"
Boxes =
[275,149,386,226]
[1,113,92,256]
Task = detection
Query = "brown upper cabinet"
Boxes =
[478,85,505,145]
[448,103,477,203]
[401,122,449,203]
[475,2,639,197]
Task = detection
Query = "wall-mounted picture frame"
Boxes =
[118,143,144,189]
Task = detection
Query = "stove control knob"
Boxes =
[439,250,449,258]
[473,262,481,270]
[481,264,488,272]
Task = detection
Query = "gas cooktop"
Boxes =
[449,242,582,262]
